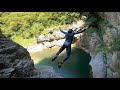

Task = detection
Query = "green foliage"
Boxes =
[85,13,110,57]
[98,19,109,25]
[0,12,81,46]
[86,27,98,36]
[110,34,120,52]
[84,12,120,58]
[86,16,98,26]
[12,35,37,46]
[117,53,120,60]
[86,13,107,40]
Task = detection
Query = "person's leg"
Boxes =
[58,45,71,68]
[63,45,71,62]
[51,45,66,61]
[56,45,66,56]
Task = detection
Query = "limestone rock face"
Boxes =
[79,12,120,78]
[0,32,35,78]
[97,12,120,78]
[90,52,106,78]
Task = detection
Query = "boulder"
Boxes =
[90,52,106,78]
[37,34,48,43]
[53,30,65,40]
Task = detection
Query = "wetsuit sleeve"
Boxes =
[73,28,87,35]
[60,30,67,34]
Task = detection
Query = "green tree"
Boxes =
[0,12,81,46]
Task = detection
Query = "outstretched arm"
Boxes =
[60,30,67,34]
[73,27,89,35]
[77,28,87,33]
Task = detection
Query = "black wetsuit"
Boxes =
[56,29,86,62]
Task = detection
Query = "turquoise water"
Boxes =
[31,47,92,78]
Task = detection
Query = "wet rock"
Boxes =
[0,68,14,78]
[90,52,106,78]
[30,66,63,78]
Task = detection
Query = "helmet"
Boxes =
[68,29,73,33]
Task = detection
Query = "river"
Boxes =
[30,47,92,78]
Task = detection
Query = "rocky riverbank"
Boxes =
[25,30,81,53]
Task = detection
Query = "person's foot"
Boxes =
[51,56,57,62]
[58,61,64,68]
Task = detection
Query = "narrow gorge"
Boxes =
[0,12,120,78]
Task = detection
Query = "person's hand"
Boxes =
[59,27,62,30]
[85,26,88,29]
[77,29,81,32]
[83,26,90,30]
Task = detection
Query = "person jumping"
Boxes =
[51,26,89,68]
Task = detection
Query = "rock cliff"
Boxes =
[80,12,120,78]
[0,31,62,78]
